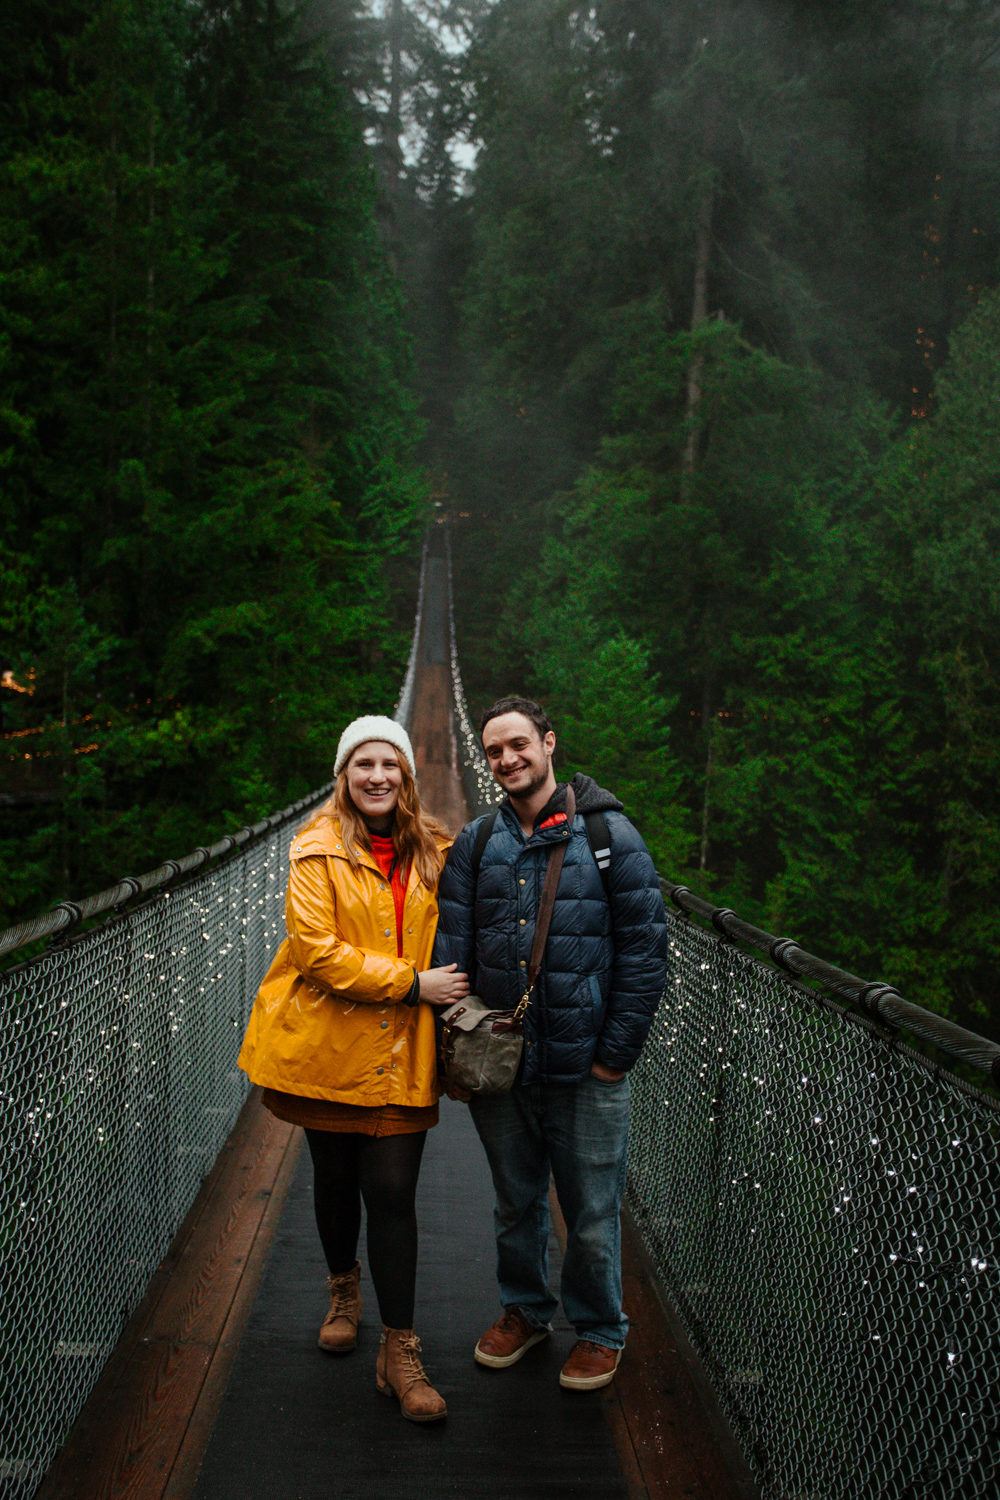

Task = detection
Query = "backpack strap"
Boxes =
[470,808,499,884]
[583,809,612,896]
[470,803,611,895]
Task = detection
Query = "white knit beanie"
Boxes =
[334,715,416,779]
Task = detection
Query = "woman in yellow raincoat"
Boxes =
[239,715,468,1422]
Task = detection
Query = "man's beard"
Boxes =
[504,762,551,802]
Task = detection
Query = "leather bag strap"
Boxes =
[517,785,576,1013]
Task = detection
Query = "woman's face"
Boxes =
[345,741,404,819]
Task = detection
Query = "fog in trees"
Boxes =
[374,0,999,1031]
[2,0,997,1033]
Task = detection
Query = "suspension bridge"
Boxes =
[2,524,998,1500]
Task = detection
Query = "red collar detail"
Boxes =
[537,811,569,831]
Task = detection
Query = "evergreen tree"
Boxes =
[1,0,427,926]
[428,0,999,1028]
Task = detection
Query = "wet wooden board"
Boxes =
[611,1220,758,1499]
[36,1093,301,1500]
[548,1189,758,1500]
[190,1103,632,1500]
[410,657,469,833]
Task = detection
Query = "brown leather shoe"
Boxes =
[376,1327,447,1422]
[559,1339,623,1390]
[474,1308,550,1368]
[317,1262,361,1353]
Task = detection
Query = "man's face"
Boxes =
[482,712,556,799]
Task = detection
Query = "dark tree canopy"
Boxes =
[2,0,997,1036]
[0,0,427,920]
[392,0,999,1031]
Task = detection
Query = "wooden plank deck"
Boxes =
[37,1095,302,1500]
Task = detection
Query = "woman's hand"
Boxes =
[417,963,470,1006]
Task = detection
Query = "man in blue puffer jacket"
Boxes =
[432,696,668,1391]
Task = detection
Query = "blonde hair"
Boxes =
[301,750,448,888]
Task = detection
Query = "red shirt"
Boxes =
[368,833,409,957]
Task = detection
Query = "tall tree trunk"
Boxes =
[681,29,718,486]
[938,78,972,346]
[386,0,404,196]
[106,123,120,539]
[682,166,713,480]
[699,671,713,871]
[376,0,405,266]
[144,112,157,453]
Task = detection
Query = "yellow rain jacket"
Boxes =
[238,817,450,1108]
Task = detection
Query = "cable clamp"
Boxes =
[48,901,83,948]
[157,859,184,894]
[860,982,902,1017]
[113,876,142,913]
[769,937,799,969]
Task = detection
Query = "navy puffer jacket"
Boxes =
[433,775,669,1084]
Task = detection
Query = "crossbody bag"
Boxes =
[439,785,576,1096]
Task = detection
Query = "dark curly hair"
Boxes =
[479,696,553,740]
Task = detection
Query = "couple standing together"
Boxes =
[239,696,668,1423]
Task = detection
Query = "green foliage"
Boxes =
[1,0,428,927]
[436,0,999,1035]
[858,288,1000,1020]
[556,636,693,876]
[4,0,998,1045]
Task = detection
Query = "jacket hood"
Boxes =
[567,772,623,815]
[497,773,624,833]
[515,773,623,828]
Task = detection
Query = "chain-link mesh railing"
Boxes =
[627,917,999,1500]
[0,788,333,1499]
[445,526,502,818]
[394,534,426,732]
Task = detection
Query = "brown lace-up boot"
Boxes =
[375,1327,447,1422]
[317,1262,362,1353]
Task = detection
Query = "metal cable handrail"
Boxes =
[0,522,428,963]
[444,526,502,818]
[0,789,334,963]
[393,533,427,732]
[2,526,432,964]
[662,882,1000,1090]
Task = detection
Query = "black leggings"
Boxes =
[304,1128,427,1330]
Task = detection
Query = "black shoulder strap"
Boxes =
[470,808,499,884]
[471,804,611,895]
[584,809,612,896]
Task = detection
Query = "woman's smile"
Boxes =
[346,741,404,816]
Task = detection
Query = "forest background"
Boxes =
[1,0,997,1040]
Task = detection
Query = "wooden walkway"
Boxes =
[38,548,756,1500]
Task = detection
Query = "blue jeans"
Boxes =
[469,1073,631,1349]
